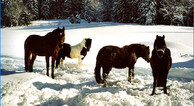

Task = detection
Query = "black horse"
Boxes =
[94,44,150,87]
[150,35,172,95]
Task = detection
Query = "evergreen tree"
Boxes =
[23,0,39,20]
[112,0,139,23]
[100,0,113,21]
[40,0,51,19]
[1,0,193,27]
[137,0,156,25]
[84,0,104,22]
[69,0,84,23]
[1,0,32,27]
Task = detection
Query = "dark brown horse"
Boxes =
[94,44,150,87]
[24,27,65,79]
[150,35,172,95]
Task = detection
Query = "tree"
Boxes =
[112,0,139,23]
[99,0,113,21]
[40,0,51,19]
[184,6,193,26]
[1,0,32,27]
[23,0,39,20]
[137,0,156,25]
[159,0,193,26]
[68,0,84,23]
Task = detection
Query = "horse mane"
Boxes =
[44,28,59,38]
[80,39,86,46]
[123,44,142,51]
[123,44,147,57]
[71,38,86,48]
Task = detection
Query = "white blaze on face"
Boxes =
[157,49,165,54]
[60,32,63,36]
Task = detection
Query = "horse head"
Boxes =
[85,38,92,51]
[154,35,166,58]
[53,27,65,48]
[140,44,150,63]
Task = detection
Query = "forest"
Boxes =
[1,0,193,27]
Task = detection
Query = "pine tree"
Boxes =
[99,0,113,21]
[40,0,51,19]
[137,0,157,25]
[68,0,84,23]
[23,0,39,20]
[112,0,139,23]
[1,0,32,27]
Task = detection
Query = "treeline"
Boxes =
[1,0,193,27]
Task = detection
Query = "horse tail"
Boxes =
[24,37,31,72]
[94,59,104,84]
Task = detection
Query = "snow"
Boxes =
[1,20,193,106]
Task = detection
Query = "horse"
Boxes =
[24,27,65,79]
[94,44,150,87]
[56,38,92,68]
[150,35,172,95]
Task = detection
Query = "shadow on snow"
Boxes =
[172,59,193,68]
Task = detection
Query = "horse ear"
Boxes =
[163,35,165,39]
[63,26,65,30]
[156,35,159,38]
[57,27,60,29]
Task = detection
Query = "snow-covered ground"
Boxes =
[1,20,193,106]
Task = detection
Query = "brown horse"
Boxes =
[24,27,65,79]
[94,44,150,87]
[150,35,172,95]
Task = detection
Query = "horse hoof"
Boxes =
[164,92,169,96]
[150,93,157,96]
[103,84,108,87]
[128,79,131,83]
[103,81,108,87]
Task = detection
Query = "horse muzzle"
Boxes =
[146,58,150,63]
[157,49,165,58]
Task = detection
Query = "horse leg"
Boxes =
[61,59,64,68]
[56,54,61,69]
[128,67,132,83]
[25,50,31,72]
[78,57,82,65]
[163,83,167,94]
[29,54,37,72]
[163,76,168,94]
[151,77,157,95]
[46,56,50,77]
[102,66,111,87]
[51,56,56,79]
[81,56,85,60]
[131,65,135,79]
